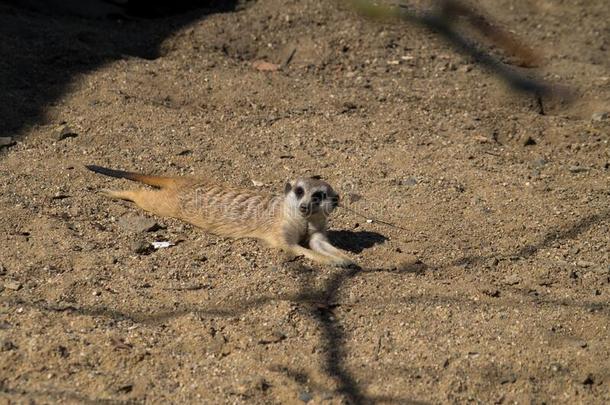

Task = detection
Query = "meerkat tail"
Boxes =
[85,165,178,188]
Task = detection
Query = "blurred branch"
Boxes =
[347,0,574,100]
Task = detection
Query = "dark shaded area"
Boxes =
[328,230,387,253]
[0,0,242,139]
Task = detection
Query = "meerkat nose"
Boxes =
[299,204,309,214]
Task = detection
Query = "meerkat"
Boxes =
[85,165,355,267]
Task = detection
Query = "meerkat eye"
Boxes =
[312,191,326,201]
[294,187,304,198]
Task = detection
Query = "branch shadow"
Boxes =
[0,385,134,404]
[452,209,610,269]
[0,0,240,141]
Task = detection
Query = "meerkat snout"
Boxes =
[285,177,340,217]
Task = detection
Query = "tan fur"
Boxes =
[87,165,355,267]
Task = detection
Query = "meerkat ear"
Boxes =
[284,182,292,195]
[311,175,323,180]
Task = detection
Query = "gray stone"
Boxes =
[132,240,153,255]
[399,177,418,186]
[569,165,590,173]
[118,215,161,233]
[0,137,15,148]
[503,274,521,286]
[4,281,22,291]
[533,157,547,168]
[298,391,313,403]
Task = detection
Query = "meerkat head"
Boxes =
[284,176,340,217]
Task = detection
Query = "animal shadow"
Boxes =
[328,230,387,254]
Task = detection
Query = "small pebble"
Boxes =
[399,177,418,186]
[118,215,161,233]
[152,241,174,249]
[4,281,22,291]
[591,111,608,121]
[0,137,15,148]
[132,240,153,255]
[503,274,521,286]
[532,157,547,168]
[575,340,587,348]
[576,260,595,268]
[569,165,590,173]
[298,391,313,403]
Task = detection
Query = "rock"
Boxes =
[1,340,17,351]
[0,263,6,276]
[298,391,313,403]
[399,177,418,186]
[257,330,286,345]
[118,215,161,233]
[522,136,537,146]
[481,287,500,298]
[532,157,547,168]
[569,165,590,173]
[503,274,521,286]
[575,340,587,348]
[576,260,595,268]
[4,281,22,291]
[591,111,608,121]
[234,376,268,396]
[0,137,15,148]
[152,241,174,250]
[500,374,517,384]
[56,125,79,140]
[569,246,580,255]
[132,240,153,255]
[251,180,264,187]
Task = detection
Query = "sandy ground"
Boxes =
[0,0,609,403]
